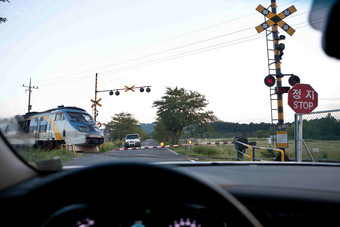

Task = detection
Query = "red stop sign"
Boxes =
[288,84,318,114]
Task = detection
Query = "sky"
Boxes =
[0,0,339,125]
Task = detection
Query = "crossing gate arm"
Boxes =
[252,146,285,162]
[115,141,235,151]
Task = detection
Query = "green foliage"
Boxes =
[208,121,275,138]
[153,87,217,144]
[0,0,9,24]
[104,112,148,142]
[98,142,121,152]
[303,114,340,140]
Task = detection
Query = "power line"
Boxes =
[36,0,301,83]
[38,2,330,86]
[37,26,255,86]
[100,34,266,76]
[39,18,323,86]
[98,19,325,76]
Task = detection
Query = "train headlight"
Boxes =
[78,125,91,132]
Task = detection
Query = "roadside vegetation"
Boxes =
[98,142,121,152]
[168,137,340,162]
[18,149,82,164]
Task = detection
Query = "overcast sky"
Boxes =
[0,0,339,124]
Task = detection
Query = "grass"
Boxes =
[170,137,340,162]
[17,142,120,167]
[18,149,82,164]
[98,142,121,152]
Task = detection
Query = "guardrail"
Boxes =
[235,141,254,161]
[252,146,285,162]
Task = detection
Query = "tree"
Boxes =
[153,87,217,144]
[150,118,170,143]
[104,112,147,143]
[0,0,9,24]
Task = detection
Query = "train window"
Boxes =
[55,113,65,121]
[67,112,93,122]
[39,125,47,133]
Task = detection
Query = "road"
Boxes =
[64,139,188,167]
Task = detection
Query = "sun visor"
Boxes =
[322,0,340,59]
[310,0,340,59]
[309,0,336,31]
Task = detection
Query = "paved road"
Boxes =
[64,139,188,167]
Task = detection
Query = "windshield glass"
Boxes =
[0,0,339,168]
[67,112,93,123]
[126,135,139,140]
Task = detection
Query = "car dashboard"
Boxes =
[0,162,339,227]
[177,162,340,226]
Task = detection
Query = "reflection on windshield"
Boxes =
[0,0,340,169]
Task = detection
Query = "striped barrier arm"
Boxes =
[115,141,235,151]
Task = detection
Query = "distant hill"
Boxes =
[140,123,156,134]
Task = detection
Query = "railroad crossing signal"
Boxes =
[125,85,135,92]
[255,4,297,36]
[91,98,102,108]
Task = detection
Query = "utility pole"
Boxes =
[92,73,99,122]
[22,78,38,113]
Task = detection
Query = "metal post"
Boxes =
[28,78,32,112]
[297,114,303,162]
[94,73,98,122]
[294,113,299,161]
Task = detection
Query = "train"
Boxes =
[1,106,104,152]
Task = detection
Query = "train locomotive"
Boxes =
[1,106,104,152]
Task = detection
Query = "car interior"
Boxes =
[0,0,340,227]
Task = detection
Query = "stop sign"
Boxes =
[288,84,318,114]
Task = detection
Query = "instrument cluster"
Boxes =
[42,203,227,227]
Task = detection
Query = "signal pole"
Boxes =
[271,0,284,128]
[22,78,38,113]
[94,73,98,122]
[255,0,298,160]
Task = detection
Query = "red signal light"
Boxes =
[97,122,102,128]
[264,75,276,87]
[288,75,300,86]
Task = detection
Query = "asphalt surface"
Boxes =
[64,139,188,167]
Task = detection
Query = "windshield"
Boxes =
[0,0,339,168]
[126,135,139,140]
[67,112,93,123]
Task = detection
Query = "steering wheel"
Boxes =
[42,162,262,227]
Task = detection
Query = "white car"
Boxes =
[124,134,141,148]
